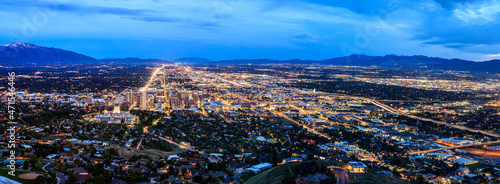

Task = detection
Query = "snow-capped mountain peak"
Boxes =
[6,41,38,48]
[0,41,100,66]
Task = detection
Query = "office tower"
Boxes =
[140,91,148,110]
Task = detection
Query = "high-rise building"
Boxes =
[125,90,134,102]
[115,94,125,104]
[140,91,148,110]
[192,93,200,108]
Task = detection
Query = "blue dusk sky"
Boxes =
[1,0,500,61]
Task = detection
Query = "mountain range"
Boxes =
[1,41,500,73]
[176,55,500,73]
[0,41,100,66]
[0,41,170,66]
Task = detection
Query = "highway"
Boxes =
[377,100,451,103]
[345,95,500,139]
[409,140,500,155]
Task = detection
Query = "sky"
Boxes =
[1,0,500,61]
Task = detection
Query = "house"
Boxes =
[281,157,303,165]
[68,167,87,174]
[313,153,331,160]
[165,178,184,184]
[208,156,222,163]
[46,154,58,160]
[143,172,161,181]
[75,172,93,181]
[129,167,150,173]
[400,171,413,180]
[104,164,119,171]
[457,167,470,175]
[377,171,393,177]
[245,163,272,174]
[112,179,127,184]
[175,165,194,171]
[333,156,351,162]
[451,158,477,165]
[210,171,228,179]
[228,163,251,174]
[191,169,206,177]
[347,161,367,173]
[255,136,267,142]
[421,173,436,180]
[167,155,180,161]
[179,158,189,164]
[296,173,330,184]
[91,158,104,164]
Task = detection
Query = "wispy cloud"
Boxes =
[452,0,500,24]
[0,0,499,60]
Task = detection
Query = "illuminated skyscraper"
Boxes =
[140,91,148,110]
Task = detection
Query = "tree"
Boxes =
[181,168,188,176]
[392,167,401,177]
[193,175,203,183]
[68,172,77,183]
[328,172,337,184]
[34,158,44,171]
[416,175,427,184]
[160,173,169,181]
[167,166,175,175]
[23,161,30,170]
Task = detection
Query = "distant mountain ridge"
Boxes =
[183,54,500,73]
[1,41,499,73]
[100,57,171,64]
[173,57,212,64]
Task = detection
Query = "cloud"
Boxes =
[128,16,182,23]
[294,32,320,43]
[452,0,500,24]
[412,0,500,54]
[0,0,150,16]
[433,0,487,9]
[304,0,401,15]
[0,0,499,60]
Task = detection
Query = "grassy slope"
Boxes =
[244,161,341,184]
[243,162,298,184]
[465,163,490,171]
